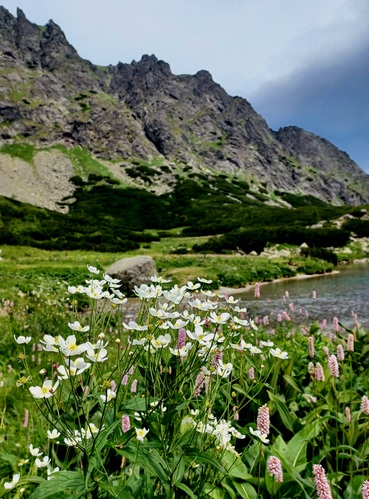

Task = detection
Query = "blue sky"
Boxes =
[2,0,369,171]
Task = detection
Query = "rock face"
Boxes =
[0,6,369,207]
[106,256,157,294]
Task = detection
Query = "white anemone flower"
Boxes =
[150,334,171,349]
[86,348,108,363]
[40,334,65,352]
[149,274,172,283]
[170,342,193,357]
[209,311,231,324]
[59,335,90,357]
[166,319,188,329]
[135,427,149,442]
[123,321,148,331]
[197,277,213,284]
[87,265,100,274]
[47,467,60,480]
[249,428,269,444]
[216,361,233,378]
[4,473,20,490]
[47,429,61,439]
[29,379,59,399]
[14,335,32,344]
[100,389,116,403]
[186,325,214,346]
[270,348,289,359]
[35,455,51,468]
[67,321,90,332]
[29,444,43,456]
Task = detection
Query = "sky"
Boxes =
[1,0,369,171]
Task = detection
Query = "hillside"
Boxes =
[0,6,369,213]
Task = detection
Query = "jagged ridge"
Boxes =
[0,6,369,209]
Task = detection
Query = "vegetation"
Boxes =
[1,261,369,497]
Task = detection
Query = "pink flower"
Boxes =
[333,317,339,333]
[254,283,260,298]
[308,336,314,358]
[315,363,325,382]
[177,328,186,349]
[194,371,205,396]
[248,367,255,380]
[347,334,354,352]
[313,464,333,499]
[131,379,137,393]
[122,415,130,433]
[23,410,29,428]
[345,406,351,423]
[337,345,344,362]
[328,355,339,378]
[267,455,283,483]
[361,396,369,415]
[362,480,369,499]
[312,290,317,300]
[257,404,270,436]
[121,374,128,385]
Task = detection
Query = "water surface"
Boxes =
[237,263,369,329]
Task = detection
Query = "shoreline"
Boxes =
[217,270,340,296]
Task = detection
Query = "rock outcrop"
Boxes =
[0,6,369,207]
[106,256,157,294]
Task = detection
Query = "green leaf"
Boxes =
[94,419,121,452]
[117,444,169,487]
[28,472,90,499]
[176,482,197,498]
[268,391,297,431]
[286,420,320,470]
[233,481,258,499]
[187,451,226,474]
[283,374,302,393]
[222,451,252,481]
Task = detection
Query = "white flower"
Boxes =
[150,334,171,349]
[166,319,188,329]
[100,389,116,403]
[123,321,148,331]
[103,274,121,284]
[86,348,108,363]
[135,427,149,442]
[4,473,20,490]
[87,265,100,274]
[225,296,239,304]
[197,277,213,284]
[233,316,250,326]
[47,429,61,439]
[216,360,233,378]
[40,334,64,352]
[14,335,32,344]
[186,325,214,346]
[59,335,90,357]
[185,281,201,290]
[67,321,90,332]
[249,428,269,443]
[68,285,86,294]
[260,340,274,348]
[29,379,59,399]
[35,455,51,468]
[170,342,193,357]
[47,467,60,480]
[29,444,43,456]
[150,274,171,283]
[270,348,289,359]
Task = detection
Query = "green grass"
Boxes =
[0,143,36,162]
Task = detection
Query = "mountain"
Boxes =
[0,6,369,212]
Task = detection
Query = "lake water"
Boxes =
[236,263,369,329]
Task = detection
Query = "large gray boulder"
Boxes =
[106,256,156,294]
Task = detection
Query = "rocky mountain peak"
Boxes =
[0,8,369,208]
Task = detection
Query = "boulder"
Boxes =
[106,256,156,294]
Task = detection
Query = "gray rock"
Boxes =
[106,256,156,294]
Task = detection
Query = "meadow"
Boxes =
[1,246,369,497]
